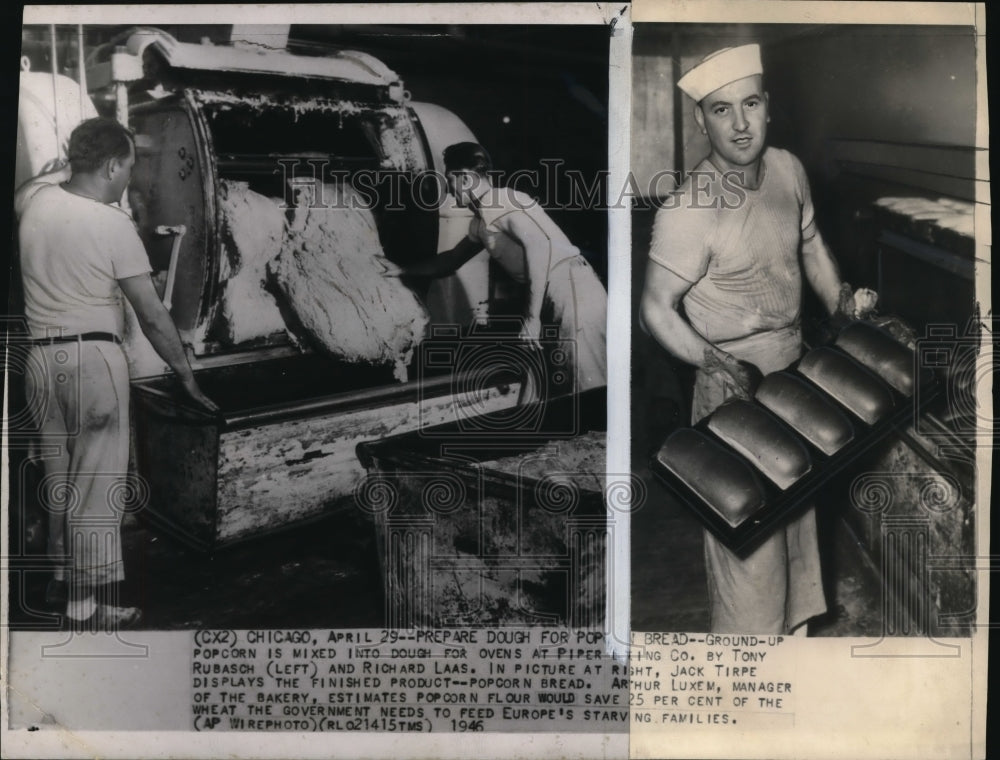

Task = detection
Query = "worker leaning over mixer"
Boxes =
[640,45,875,634]
[15,116,218,630]
[388,141,608,397]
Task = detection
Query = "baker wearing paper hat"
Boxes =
[678,44,769,185]
[678,44,763,103]
[642,40,855,635]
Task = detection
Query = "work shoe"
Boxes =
[65,605,142,632]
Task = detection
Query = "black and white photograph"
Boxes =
[2,5,626,746]
[6,18,610,631]
[0,2,991,759]
[631,21,983,637]
[625,7,990,758]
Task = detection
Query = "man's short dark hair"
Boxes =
[67,117,134,174]
[443,142,492,176]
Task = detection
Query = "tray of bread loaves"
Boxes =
[651,321,937,555]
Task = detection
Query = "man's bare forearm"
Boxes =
[641,261,760,398]
[641,296,719,368]
[801,234,842,315]
[119,274,196,382]
[400,237,482,277]
[135,306,196,382]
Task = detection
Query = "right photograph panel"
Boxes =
[630,22,981,638]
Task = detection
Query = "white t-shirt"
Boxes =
[18,184,151,338]
[647,147,816,343]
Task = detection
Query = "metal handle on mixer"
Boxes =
[154,224,187,311]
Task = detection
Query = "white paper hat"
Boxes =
[677,44,763,103]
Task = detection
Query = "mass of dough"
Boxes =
[268,182,429,381]
[850,287,879,319]
[217,180,288,344]
[478,430,607,492]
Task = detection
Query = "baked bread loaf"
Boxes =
[835,321,915,396]
[706,399,812,490]
[797,347,895,424]
[756,372,855,456]
[653,428,765,527]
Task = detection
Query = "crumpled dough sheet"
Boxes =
[268,183,429,381]
[479,430,607,492]
[217,179,288,344]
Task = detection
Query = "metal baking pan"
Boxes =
[650,324,939,555]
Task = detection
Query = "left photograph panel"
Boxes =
[5,20,610,637]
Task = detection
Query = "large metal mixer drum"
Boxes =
[128,89,465,358]
[115,32,521,549]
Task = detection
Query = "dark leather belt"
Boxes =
[30,332,122,346]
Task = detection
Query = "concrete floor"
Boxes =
[10,461,885,634]
[629,466,886,636]
[126,508,386,629]
[9,505,386,630]
[8,360,887,634]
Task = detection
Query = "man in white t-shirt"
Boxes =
[390,142,607,399]
[17,117,217,630]
[640,45,848,634]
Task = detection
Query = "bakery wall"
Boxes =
[763,25,979,181]
[630,23,979,195]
